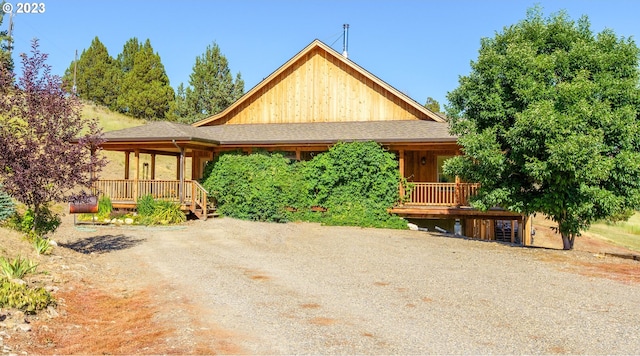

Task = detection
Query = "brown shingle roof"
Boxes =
[103,120,454,146]
[103,121,219,144]
[198,120,455,145]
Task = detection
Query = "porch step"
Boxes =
[191,206,219,220]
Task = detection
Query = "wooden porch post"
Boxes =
[454,176,461,206]
[150,154,156,180]
[124,151,130,180]
[522,215,533,246]
[295,149,301,161]
[178,147,185,204]
[398,150,405,199]
[176,156,180,180]
[133,149,140,202]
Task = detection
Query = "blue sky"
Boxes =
[4,0,640,108]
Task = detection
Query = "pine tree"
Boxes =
[117,39,174,119]
[63,36,119,108]
[424,97,441,113]
[170,42,244,123]
[0,7,13,72]
[117,37,140,74]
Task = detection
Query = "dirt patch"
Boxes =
[0,218,245,355]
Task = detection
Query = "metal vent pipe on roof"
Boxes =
[343,24,349,58]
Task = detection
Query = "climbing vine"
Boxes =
[203,142,406,228]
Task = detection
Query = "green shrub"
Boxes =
[33,237,52,256]
[17,207,61,237]
[202,142,406,229]
[98,195,113,217]
[136,194,156,216]
[150,200,186,225]
[203,152,301,222]
[0,185,14,222]
[299,141,405,228]
[0,278,55,313]
[0,256,38,279]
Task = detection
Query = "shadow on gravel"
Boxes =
[60,234,146,254]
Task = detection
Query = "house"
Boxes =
[97,39,532,244]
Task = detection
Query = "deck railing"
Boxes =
[404,182,480,206]
[94,179,185,202]
[93,179,209,219]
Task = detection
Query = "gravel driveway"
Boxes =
[60,217,640,354]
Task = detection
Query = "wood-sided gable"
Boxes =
[193,40,443,127]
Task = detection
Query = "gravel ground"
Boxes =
[51,216,640,355]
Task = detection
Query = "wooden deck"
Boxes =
[93,179,212,220]
[392,182,522,219]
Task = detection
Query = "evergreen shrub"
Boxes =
[0,185,14,222]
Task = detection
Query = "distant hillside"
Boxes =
[82,103,192,180]
[81,102,145,132]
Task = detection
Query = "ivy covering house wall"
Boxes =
[202,141,407,229]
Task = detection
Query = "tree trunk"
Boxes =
[561,233,575,250]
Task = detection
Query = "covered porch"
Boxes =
[94,122,218,220]
[389,145,532,245]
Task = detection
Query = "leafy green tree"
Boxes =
[424,97,441,113]
[0,5,13,71]
[117,39,174,119]
[444,7,640,250]
[63,37,119,108]
[170,42,244,123]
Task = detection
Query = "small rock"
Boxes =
[46,306,59,319]
[45,285,59,293]
[16,323,31,332]
[407,223,419,231]
[124,218,134,225]
[49,240,58,247]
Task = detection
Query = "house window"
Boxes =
[437,155,454,183]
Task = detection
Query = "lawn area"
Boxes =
[588,212,640,253]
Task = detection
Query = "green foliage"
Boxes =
[203,142,406,228]
[445,6,640,249]
[203,152,299,222]
[0,6,13,71]
[424,97,441,113]
[168,42,244,123]
[0,184,15,222]
[136,194,156,217]
[6,208,61,239]
[20,207,61,238]
[0,256,38,279]
[117,38,175,119]
[96,195,113,220]
[0,278,55,313]
[150,200,186,225]
[135,196,185,225]
[300,141,405,228]
[65,37,174,119]
[63,36,120,108]
[33,237,52,256]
